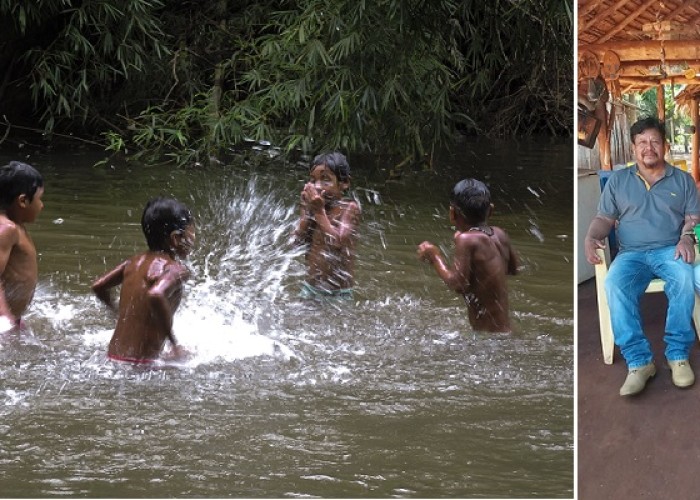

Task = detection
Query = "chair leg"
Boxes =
[594,248,614,364]
[693,293,700,342]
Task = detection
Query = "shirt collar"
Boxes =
[629,162,674,178]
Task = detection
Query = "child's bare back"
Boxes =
[418,179,518,333]
[92,197,195,363]
[95,252,190,361]
[452,226,515,331]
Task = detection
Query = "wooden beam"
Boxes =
[617,77,660,87]
[692,98,699,183]
[580,40,700,62]
[619,60,700,76]
[621,83,637,94]
[580,0,636,33]
[578,0,607,19]
[593,94,612,170]
[662,3,697,25]
[618,76,700,86]
[596,0,660,44]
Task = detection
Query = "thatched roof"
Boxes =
[579,0,700,95]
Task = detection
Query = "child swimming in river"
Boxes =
[293,152,361,298]
[92,197,195,363]
[0,161,44,333]
[417,178,519,332]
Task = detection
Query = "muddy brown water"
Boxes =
[0,138,573,497]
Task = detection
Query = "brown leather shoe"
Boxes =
[619,362,656,396]
[668,359,695,388]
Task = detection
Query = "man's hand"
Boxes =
[584,237,607,265]
[675,235,696,263]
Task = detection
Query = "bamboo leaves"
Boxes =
[1,0,573,168]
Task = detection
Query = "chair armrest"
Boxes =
[593,246,614,364]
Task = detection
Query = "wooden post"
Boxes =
[692,97,699,184]
[657,84,665,121]
[595,87,612,170]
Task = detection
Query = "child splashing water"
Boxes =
[418,178,519,332]
[92,197,195,363]
[294,152,361,299]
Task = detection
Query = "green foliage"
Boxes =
[636,85,692,142]
[233,0,463,158]
[452,0,574,135]
[1,0,573,169]
[0,0,169,131]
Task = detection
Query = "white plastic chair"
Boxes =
[593,247,700,364]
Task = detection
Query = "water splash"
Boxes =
[161,176,305,366]
[31,175,306,369]
[193,175,304,308]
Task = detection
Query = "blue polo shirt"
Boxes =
[598,163,700,252]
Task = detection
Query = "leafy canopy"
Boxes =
[0,0,573,167]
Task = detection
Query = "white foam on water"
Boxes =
[0,316,14,334]
[80,306,295,369]
[3,389,28,407]
[173,304,295,364]
[81,328,112,347]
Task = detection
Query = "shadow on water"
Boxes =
[0,137,573,498]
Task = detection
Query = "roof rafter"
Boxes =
[596,0,660,44]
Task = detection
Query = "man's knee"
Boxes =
[666,261,694,293]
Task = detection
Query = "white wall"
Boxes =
[578,169,601,283]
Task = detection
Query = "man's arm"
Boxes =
[681,214,700,234]
[675,213,700,263]
[584,215,616,265]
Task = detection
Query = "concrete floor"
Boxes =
[578,278,700,499]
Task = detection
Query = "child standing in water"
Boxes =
[294,152,361,298]
[417,178,519,332]
[0,161,44,333]
[92,197,195,363]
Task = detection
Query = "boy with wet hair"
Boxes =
[0,161,44,333]
[417,178,519,332]
[92,197,195,363]
[294,151,361,298]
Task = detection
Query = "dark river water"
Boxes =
[0,137,573,498]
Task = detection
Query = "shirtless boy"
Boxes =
[294,152,361,298]
[417,178,519,332]
[0,161,44,333]
[92,197,195,363]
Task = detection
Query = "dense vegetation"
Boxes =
[0,0,573,168]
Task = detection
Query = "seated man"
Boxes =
[584,116,700,396]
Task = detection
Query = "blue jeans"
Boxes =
[605,246,695,368]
